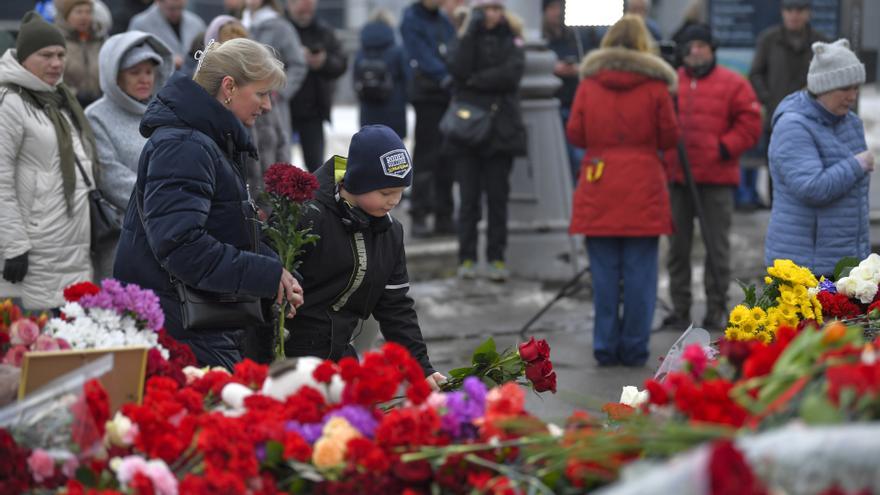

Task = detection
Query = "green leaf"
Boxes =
[448,367,474,378]
[799,392,843,424]
[833,256,860,281]
[76,467,98,487]
[738,280,757,307]
[472,338,499,365]
[264,440,284,467]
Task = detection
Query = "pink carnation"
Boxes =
[10,319,39,347]
[2,345,28,367]
[27,449,55,482]
[33,334,60,352]
[683,343,709,379]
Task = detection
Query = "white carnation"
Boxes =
[620,386,649,407]
[849,266,874,282]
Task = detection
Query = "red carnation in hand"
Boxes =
[264,163,319,203]
[63,281,100,303]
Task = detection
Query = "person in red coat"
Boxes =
[567,15,679,367]
[662,24,761,330]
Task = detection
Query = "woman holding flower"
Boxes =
[114,38,303,369]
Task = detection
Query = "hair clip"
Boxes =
[193,38,216,76]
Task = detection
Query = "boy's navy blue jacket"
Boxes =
[285,157,435,375]
[114,73,282,367]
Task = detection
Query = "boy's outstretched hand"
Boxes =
[425,372,447,391]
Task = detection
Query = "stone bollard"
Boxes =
[498,41,583,282]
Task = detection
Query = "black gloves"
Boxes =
[2,252,29,283]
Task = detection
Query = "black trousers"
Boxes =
[456,152,513,263]
[410,101,454,220]
[292,117,326,173]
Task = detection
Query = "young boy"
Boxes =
[287,125,445,388]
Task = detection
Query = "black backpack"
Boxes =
[354,48,393,103]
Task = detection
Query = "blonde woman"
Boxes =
[566,15,679,366]
[114,38,303,369]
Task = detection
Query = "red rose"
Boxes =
[518,337,550,363]
[524,358,557,393]
[63,281,100,303]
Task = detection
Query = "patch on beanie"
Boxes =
[380,149,412,179]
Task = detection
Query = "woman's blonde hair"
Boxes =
[600,14,653,53]
[193,37,286,96]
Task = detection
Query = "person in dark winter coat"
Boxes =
[447,0,526,282]
[765,40,871,276]
[567,15,679,367]
[542,0,597,183]
[662,23,761,330]
[114,39,304,369]
[401,0,458,238]
[746,0,828,208]
[287,125,445,388]
[286,0,348,172]
[355,11,410,139]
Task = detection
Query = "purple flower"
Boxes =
[819,279,837,294]
[439,377,488,440]
[285,421,324,444]
[325,405,379,438]
[79,279,164,331]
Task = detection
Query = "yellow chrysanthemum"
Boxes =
[779,288,799,307]
[750,307,767,321]
[729,305,750,326]
[764,276,774,285]
[779,303,798,321]
[739,319,758,335]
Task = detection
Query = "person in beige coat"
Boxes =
[55,0,105,108]
[0,12,95,310]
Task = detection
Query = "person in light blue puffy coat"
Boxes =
[765,39,873,276]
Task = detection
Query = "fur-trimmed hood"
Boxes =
[580,47,678,92]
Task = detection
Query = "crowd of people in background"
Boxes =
[0,0,873,369]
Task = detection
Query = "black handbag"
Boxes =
[439,99,498,147]
[134,184,266,332]
[74,156,124,250]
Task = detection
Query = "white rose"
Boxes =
[854,280,878,304]
[850,266,873,282]
[619,385,649,407]
[836,277,859,297]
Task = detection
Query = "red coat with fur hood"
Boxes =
[567,47,679,237]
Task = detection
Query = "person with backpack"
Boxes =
[355,10,409,139]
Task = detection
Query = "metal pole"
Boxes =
[677,140,723,302]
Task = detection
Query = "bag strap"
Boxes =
[73,155,94,190]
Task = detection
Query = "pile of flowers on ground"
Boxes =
[0,299,67,367]
[725,259,822,343]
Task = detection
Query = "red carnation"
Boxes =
[233,359,268,389]
[264,163,319,203]
[282,431,312,462]
[817,291,862,319]
[313,359,339,384]
[643,379,669,406]
[63,281,100,303]
[84,379,110,437]
[708,440,768,495]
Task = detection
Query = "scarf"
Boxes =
[9,82,96,214]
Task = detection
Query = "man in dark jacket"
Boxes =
[401,0,457,238]
[287,125,444,387]
[285,0,348,173]
[747,0,827,207]
[662,24,761,330]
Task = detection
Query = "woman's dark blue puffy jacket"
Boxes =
[114,73,282,368]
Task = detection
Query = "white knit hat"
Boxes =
[807,39,866,94]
